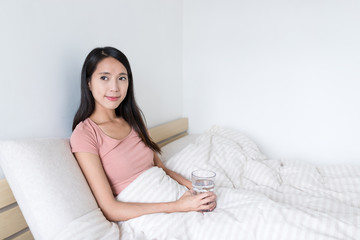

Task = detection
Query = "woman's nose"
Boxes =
[110,79,120,92]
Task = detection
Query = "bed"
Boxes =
[1,118,359,240]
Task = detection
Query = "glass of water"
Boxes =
[191,170,216,194]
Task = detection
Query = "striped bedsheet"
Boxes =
[117,126,360,240]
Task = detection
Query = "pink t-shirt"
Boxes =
[70,118,154,195]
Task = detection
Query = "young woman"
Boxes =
[70,47,216,222]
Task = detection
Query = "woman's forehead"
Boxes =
[95,57,128,74]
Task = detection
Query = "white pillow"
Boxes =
[0,138,119,240]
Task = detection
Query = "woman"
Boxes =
[70,46,216,222]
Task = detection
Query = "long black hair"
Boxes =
[72,46,161,153]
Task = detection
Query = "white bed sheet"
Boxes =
[117,126,360,240]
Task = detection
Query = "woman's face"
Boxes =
[88,57,129,112]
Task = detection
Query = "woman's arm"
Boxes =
[74,152,215,222]
[153,153,192,189]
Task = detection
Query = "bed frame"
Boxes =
[0,117,188,240]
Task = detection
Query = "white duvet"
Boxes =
[116,126,360,240]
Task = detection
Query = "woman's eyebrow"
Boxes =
[98,72,127,75]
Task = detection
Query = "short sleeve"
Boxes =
[70,121,99,155]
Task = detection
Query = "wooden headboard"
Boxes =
[148,117,188,147]
[0,117,188,240]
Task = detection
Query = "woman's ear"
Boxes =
[88,81,92,91]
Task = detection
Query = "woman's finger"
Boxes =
[199,201,216,211]
[196,191,214,200]
[200,196,217,206]
[209,201,217,211]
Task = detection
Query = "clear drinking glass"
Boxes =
[191,170,216,194]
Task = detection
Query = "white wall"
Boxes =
[0,0,183,178]
[183,0,360,165]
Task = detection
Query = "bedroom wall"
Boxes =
[0,0,183,178]
[183,0,360,165]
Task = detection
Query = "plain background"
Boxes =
[1,0,359,178]
[183,0,360,165]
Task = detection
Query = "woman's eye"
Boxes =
[100,76,108,80]
[119,77,127,81]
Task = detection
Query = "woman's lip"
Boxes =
[106,96,120,101]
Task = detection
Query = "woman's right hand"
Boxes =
[174,190,217,212]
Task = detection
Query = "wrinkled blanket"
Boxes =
[117,126,360,240]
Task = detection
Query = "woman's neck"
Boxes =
[90,109,118,125]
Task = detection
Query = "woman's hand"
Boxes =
[174,190,217,212]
